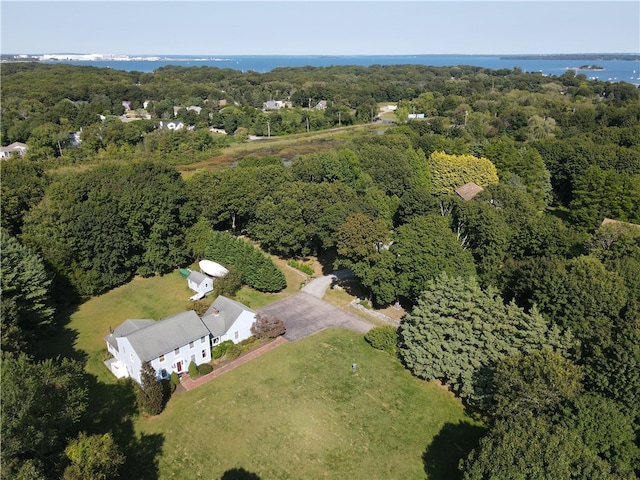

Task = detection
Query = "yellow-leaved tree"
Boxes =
[428,151,499,194]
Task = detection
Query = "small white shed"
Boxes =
[187,271,213,296]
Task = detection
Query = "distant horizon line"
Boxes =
[5,52,640,57]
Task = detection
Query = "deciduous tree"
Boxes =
[427,151,499,195]
[392,215,476,303]
[462,414,614,480]
[1,353,88,479]
[62,432,125,480]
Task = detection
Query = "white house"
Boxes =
[104,296,257,384]
[262,100,292,111]
[0,142,28,159]
[201,296,256,347]
[158,120,185,130]
[104,310,212,383]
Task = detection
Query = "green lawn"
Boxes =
[137,328,483,480]
[55,268,483,479]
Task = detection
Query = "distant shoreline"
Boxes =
[2,53,639,63]
[500,54,639,61]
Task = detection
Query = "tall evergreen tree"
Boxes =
[399,273,574,409]
[0,232,55,355]
[135,361,164,416]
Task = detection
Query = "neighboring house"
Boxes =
[104,311,212,383]
[186,105,202,114]
[455,182,484,201]
[69,130,82,146]
[122,100,134,110]
[104,296,256,383]
[158,120,185,130]
[0,142,28,158]
[187,271,214,299]
[314,100,327,110]
[262,100,292,111]
[201,296,256,347]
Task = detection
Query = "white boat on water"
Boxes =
[199,260,229,277]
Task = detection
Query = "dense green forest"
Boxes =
[1,62,639,479]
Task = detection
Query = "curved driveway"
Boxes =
[301,268,354,298]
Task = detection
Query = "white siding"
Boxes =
[149,335,212,380]
[213,310,256,345]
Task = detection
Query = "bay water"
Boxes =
[41,54,640,84]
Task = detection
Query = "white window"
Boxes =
[174,347,180,355]
[234,331,239,340]
[159,354,165,362]
[189,341,194,348]
[201,337,206,344]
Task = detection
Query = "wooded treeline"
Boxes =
[1,62,639,479]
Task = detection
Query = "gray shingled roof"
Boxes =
[201,295,255,337]
[106,319,155,351]
[187,270,209,285]
[123,311,210,362]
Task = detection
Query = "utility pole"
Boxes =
[338,111,341,127]
[306,116,309,132]
[267,119,270,138]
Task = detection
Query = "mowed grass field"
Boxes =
[58,258,483,479]
[136,328,483,480]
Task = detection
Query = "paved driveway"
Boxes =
[257,291,373,341]
[301,268,353,298]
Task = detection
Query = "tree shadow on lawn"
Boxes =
[111,417,165,480]
[423,421,487,480]
[220,467,262,480]
[81,375,165,480]
[35,300,85,362]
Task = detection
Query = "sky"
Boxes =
[1,1,639,56]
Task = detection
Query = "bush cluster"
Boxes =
[211,340,234,359]
[287,259,314,276]
[251,313,286,339]
[188,361,199,377]
[365,325,399,357]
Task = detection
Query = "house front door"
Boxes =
[176,361,182,372]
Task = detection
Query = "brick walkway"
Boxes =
[179,336,288,391]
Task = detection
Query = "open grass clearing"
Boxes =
[176,122,393,177]
[51,258,483,479]
[136,328,484,480]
